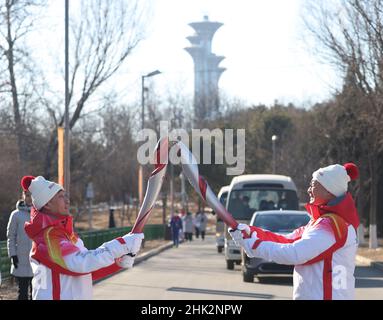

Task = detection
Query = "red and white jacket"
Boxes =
[24,208,133,300]
[249,192,359,300]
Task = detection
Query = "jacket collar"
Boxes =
[24,207,74,239]
[305,192,359,230]
[16,200,31,213]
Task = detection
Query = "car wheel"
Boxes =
[226,260,235,270]
[217,246,223,253]
[243,269,254,283]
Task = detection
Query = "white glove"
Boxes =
[122,232,144,255]
[229,224,258,258]
[229,229,244,246]
[116,254,135,269]
[237,223,251,236]
[228,223,251,246]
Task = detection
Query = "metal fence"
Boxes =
[0,224,165,281]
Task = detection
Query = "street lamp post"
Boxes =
[138,70,161,205]
[272,135,278,174]
[170,162,174,217]
[141,70,161,130]
[64,0,70,194]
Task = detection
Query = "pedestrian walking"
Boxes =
[195,211,208,240]
[194,211,201,238]
[183,211,194,241]
[169,214,183,247]
[7,190,33,300]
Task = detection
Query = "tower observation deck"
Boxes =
[185,16,225,124]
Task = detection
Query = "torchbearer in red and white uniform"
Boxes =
[230,163,360,300]
[22,175,144,300]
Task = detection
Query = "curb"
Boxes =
[355,255,383,272]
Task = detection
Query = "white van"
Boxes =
[215,186,230,253]
[224,174,299,270]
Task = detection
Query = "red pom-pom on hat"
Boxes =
[21,176,35,191]
[343,163,359,181]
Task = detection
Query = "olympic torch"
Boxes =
[175,141,238,229]
[131,137,169,233]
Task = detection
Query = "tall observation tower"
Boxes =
[185,16,225,124]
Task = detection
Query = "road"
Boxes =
[93,236,383,300]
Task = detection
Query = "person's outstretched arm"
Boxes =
[253,222,335,265]
[34,227,144,275]
[232,218,336,265]
[248,224,307,244]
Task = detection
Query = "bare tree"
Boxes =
[302,0,383,248]
[0,0,46,174]
[44,0,148,178]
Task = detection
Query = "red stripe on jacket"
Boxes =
[52,270,61,300]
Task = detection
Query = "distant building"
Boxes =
[185,16,225,124]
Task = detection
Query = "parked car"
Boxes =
[224,174,299,270]
[242,210,310,283]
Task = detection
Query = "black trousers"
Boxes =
[16,277,33,300]
[185,232,193,241]
[195,227,200,238]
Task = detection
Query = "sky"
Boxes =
[32,0,342,109]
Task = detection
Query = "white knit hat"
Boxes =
[312,163,359,197]
[21,176,63,210]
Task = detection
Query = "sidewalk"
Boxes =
[93,235,294,300]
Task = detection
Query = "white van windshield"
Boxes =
[227,189,299,220]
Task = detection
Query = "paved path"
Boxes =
[94,236,383,300]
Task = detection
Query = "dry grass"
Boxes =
[357,238,383,262]
[73,202,205,231]
[0,277,18,300]
[74,206,169,231]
